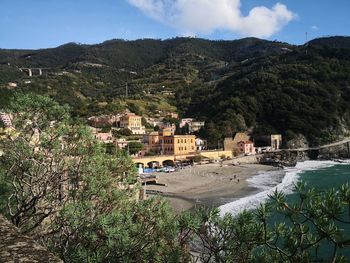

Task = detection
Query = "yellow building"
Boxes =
[143,132,196,156]
[163,135,196,155]
[120,113,145,135]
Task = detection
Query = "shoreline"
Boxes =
[146,161,281,214]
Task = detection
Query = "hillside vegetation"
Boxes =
[1,36,350,146]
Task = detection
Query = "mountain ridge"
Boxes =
[1,36,350,146]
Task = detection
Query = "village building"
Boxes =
[159,123,176,135]
[179,118,205,133]
[145,117,159,127]
[162,135,196,155]
[120,113,146,135]
[224,132,250,153]
[115,138,128,150]
[143,131,196,156]
[143,131,162,153]
[237,140,255,155]
[195,138,206,151]
[189,121,205,133]
[95,131,113,143]
[88,115,120,128]
[253,134,282,152]
[179,118,193,128]
[167,112,179,119]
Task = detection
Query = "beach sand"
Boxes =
[146,161,280,214]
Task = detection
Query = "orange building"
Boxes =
[143,131,162,153]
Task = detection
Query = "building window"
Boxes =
[185,147,187,150]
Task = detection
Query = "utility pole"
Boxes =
[305,31,308,43]
[305,32,309,55]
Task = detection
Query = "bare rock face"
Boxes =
[318,143,350,160]
[0,215,62,263]
[286,134,309,149]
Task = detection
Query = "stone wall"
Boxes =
[0,215,62,263]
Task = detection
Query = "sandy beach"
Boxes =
[146,161,280,213]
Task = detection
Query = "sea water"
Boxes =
[219,160,350,259]
[220,160,350,216]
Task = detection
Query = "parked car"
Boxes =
[164,166,175,173]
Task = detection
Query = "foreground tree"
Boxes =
[1,94,350,262]
[0,94,189,262]
[182,182,350,263]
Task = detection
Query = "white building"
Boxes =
[195,138,206,151]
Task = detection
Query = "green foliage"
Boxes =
[127,141,145,155]
[0,94,189,262]
[176,44,350,146]
[50,197,189,262]
[163,116,179,126]
[113,127,133,137]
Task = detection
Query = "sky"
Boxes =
[0,0,349,49]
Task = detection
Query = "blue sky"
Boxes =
[0,0,349,49]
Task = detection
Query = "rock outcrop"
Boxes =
[0,215,62,263]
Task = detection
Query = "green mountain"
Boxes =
[1,36,350,146]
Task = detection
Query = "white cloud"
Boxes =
[311,25,319,31]
[127,0,296,38]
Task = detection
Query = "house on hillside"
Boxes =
[179,118,205,133]
[95,132,113,143]
[88,115,120,128]
[119,113,146,135]
[159,122,176,135]
[115,138,128,150]
[167,112,179,119]
[179,118,193,128]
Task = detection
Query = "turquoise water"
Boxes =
[220,161,350,260]
[298,163,350,190]
[275,163,350,260]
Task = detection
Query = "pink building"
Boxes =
[95,132,113,143]
[179,118,193,128]
[237,141,255,155]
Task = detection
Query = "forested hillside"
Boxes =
[177,42,350,146]
[1,36,350,146]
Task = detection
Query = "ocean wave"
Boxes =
[219,160,344,217]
